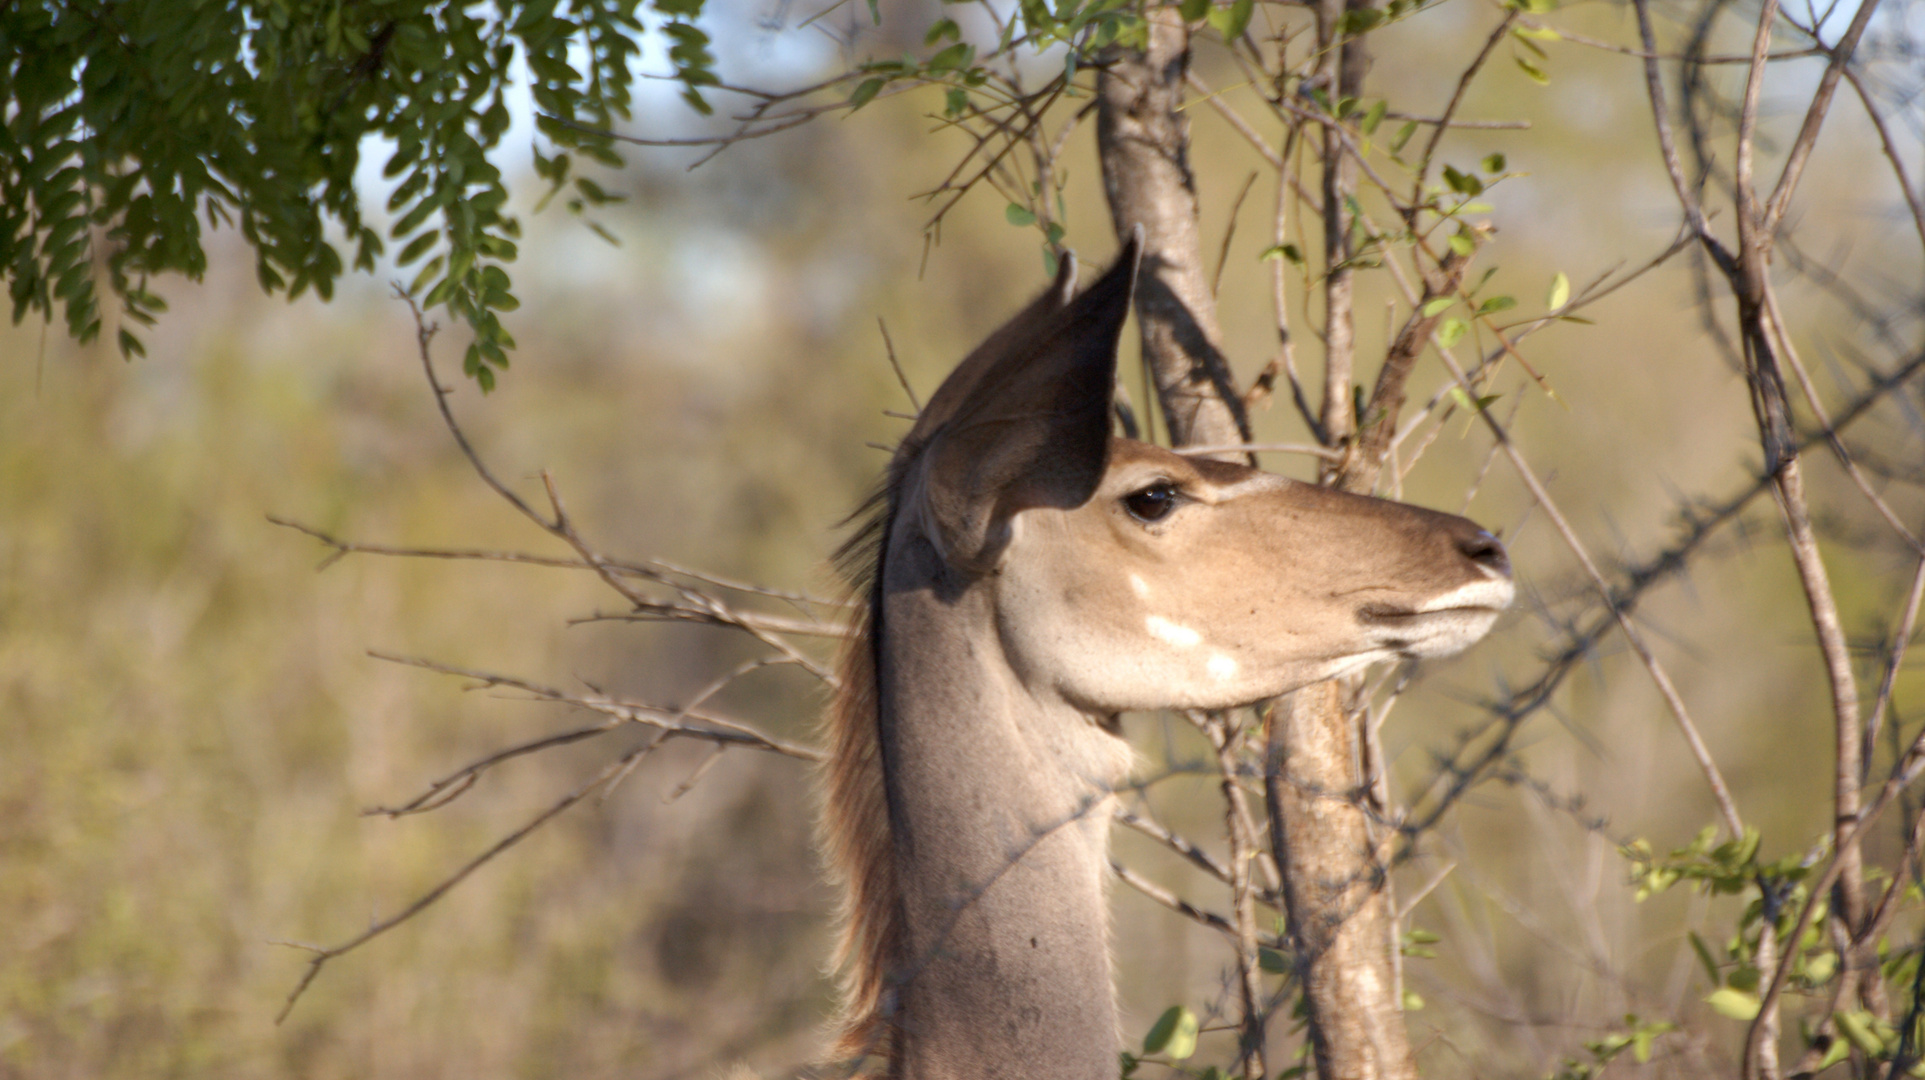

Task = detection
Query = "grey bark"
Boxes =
[1096,5,1252,460]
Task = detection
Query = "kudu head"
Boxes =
[888,237,1514,715]
[829,239,1516,1078]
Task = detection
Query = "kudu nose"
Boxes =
[1458,529,1511,579]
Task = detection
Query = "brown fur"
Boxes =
[820,489,902,1068]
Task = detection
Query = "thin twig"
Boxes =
[1761,0,1887,236]
[1430,347,1746,840]
[1177,441,1344,460]
[277,736,659,1022]
[1865,559,1925,764]
[877,317,922,414]
[1111,860,1239,939]
[1411,12,1519,209]
[368,651,823,761]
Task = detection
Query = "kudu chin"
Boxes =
[821,237,1512,1080]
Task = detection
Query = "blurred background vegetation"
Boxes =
[2,0,1921,1076]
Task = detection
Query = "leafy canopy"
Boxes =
[0,0,715,389]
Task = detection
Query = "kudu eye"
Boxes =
[1123,482,1180,523]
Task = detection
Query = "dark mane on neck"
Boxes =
[820,454,913,1068]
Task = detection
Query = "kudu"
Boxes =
[822,238,1513,1080]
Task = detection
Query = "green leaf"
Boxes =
[927,42,975,72]
[1547,271,1570,309]
[1259,947,1289,973]
[396,231,440,267]
[1442,165,1483,196]
[1631,1030,1655,1064]
[1476,295,1516,315]
[1260,242,1305,265]
[1436,317,1467,348]
[1361,98,1389,135]
[1813,1035,1853,1073]
[1836,1010,1890,1056]
[1448,232,1476,257]
[1402,990,1425,1011]
[1422,297,1454,317]
[849,77,885,110]
[1390,120,1419,153]
[1704,987,1761,1021]
[407,256,446,297]
[1801,950,1838,984]
[1688,931,1720,986]
[925,17,961,44]
[1178,0,1210,22]
[945,87,970,117]
[1482,152,1506,173]
[1217,0,1256,39]
[1336,7,1383,34]
[1005,203,1037,227]
[1201,0,1262,38]
[1515,54,1551,84]
[423,274,460,308]
[1142,1006,1199,1059]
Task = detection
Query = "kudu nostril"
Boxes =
[1459,529,1511,578]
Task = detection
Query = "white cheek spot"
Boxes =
[1128,573,1150,600]
[1207,654,1239,681]
[1145,615,1202,648]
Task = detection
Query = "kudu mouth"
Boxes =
[1353,536,1516,659]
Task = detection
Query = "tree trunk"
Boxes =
[1094,6,1418,1078]
[1096,4,1251,459]
[1267,684,1419,1080]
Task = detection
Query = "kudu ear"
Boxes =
[903,237,1140,573]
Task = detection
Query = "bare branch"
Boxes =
[1430,344,1747,839]
[1631,0,1734,266]
[1177,441,1343,461]
[1865,558,1925,763]
[1841,65,1925,255]
[877,317,922,414]
[572,604,850,640]
[1410,12,1519,209]
[365,722,621,818]
[367,651,823,762]
[1111,859,1239,939]
[1761,0,1887,236]
[1114,805,1244,893]
[277,733,664,1022]
[1207,712,1269,1079]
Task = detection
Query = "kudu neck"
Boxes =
[875,539,1129,1080]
